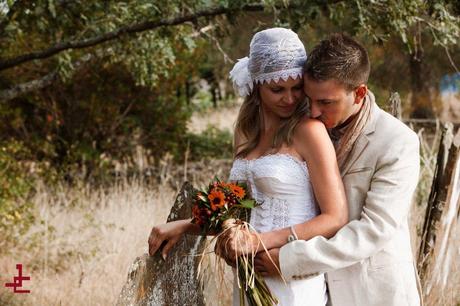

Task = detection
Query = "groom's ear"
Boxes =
[354,84,367,104]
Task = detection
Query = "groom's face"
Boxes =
[304,75,361,129]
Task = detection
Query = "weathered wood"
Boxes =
[424,130,460,297]
[389,92,402,119]
[116,182,206,306]
[417,124,460,292]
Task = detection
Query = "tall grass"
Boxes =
[0,177,174,305]
[0,155,235,306]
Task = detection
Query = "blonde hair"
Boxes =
[234,84,309,159]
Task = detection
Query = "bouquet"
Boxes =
[191,178,278,306]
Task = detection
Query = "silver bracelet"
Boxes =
[288,225,299,243]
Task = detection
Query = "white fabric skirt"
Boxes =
[232,272,327,306]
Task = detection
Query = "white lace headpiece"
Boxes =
[229,28,307,97]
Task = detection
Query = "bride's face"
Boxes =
[258,77,304,119]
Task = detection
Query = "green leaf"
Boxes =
[48,0,56,18]
[239,199,256,209]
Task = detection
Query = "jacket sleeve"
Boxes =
[279,132,420,280]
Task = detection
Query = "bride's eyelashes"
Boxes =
[269,84,303,94]
[270,86,283,93]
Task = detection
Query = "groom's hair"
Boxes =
[304,33,370,91]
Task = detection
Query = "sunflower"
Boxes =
[228,183,246,199]
[208,189,226,211]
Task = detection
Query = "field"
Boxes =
[0,106,459,306]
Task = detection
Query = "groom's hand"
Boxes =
[254,248,281,277]
[214,230,237,268]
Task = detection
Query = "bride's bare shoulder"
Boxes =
[294,116,328,140]
[293,116,333,160]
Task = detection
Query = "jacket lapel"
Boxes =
[340,100,380,177]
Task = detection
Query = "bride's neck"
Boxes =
[260,109,281,134]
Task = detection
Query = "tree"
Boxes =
[0,0,458,168]
[348,0,460,117]
[1,1,458,113]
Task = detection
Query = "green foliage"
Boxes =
[190,90,215,111]
[0,0,219,173]
[0,1,458,83]
[181,126,233,161]
[0,0,211,87]
[0,62,195,173]
[351,0,459,52]
[0,140,35,252]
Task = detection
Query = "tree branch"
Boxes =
[0,54,93,101]
[0,3,267,71]
[0,70,58,101]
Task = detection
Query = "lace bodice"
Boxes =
[229,153,320,233]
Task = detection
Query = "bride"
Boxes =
[148,27,348,305]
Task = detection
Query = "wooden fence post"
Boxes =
[386,93,460,299]
[389,92,402,120]
[417,123,460,296]
[117,182,206,306]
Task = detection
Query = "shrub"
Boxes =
[181,126,233,161]
[0,141,35,252]
[0,63,192,176]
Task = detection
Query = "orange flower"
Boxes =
[208,189,226,211]
[228,183,245,199]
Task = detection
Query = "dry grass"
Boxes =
[187,104,240,134]
[0,155,235,306]
[0,178,175,306]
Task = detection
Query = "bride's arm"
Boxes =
[148,219,202,259]
[258,118,348,250]
[150,129,248,260]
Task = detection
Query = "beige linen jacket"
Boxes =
[279,101,422,306]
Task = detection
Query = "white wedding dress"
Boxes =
[229,153,327,306]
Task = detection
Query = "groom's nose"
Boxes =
[310,102,321,118]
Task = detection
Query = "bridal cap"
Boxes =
[229,27,307,97]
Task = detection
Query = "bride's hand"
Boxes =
[148,219,190,259]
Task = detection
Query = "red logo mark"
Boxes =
[4,264,30,293]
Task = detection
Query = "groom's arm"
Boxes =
[278,131,420,280]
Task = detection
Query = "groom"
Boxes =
[253,34,422,305]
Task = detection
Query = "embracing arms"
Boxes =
[278,127,420,279]
[222,118,348,259]
[257,118,348,248]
